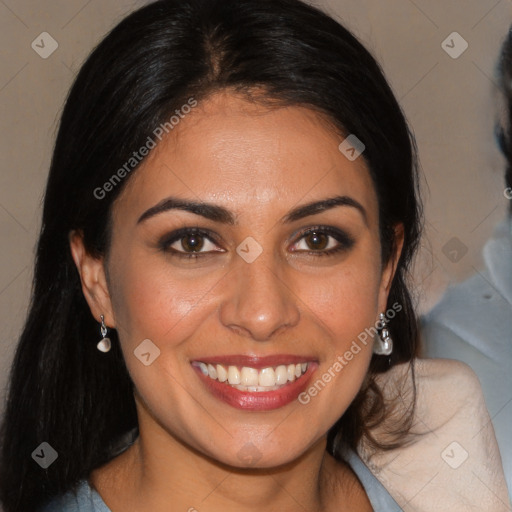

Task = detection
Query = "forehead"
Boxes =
[114,91,377,223]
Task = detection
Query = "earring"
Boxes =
[97,315,112,353]
[373,313,393,356]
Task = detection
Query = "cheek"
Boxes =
[107,255,224,435]
[299,255,383,341]
[294,252,382,401]
[293,275,379,431]
[108,250,224,353]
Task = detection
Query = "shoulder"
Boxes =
[374,358,481,406]
[373,359,486,437]
[358,360,509,511]
[410,359,490,427]
[385,356,475,381]
[39,480,110,512]
[413,357,480,392]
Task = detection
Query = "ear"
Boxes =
[69,230,116,328]
[377,223,405,313]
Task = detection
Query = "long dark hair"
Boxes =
[497,26,512,208]
[0,0,422,510]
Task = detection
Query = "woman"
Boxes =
[0,0,506,510]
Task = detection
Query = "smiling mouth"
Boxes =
[192,362,309,392]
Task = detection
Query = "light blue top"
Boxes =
[40,447,402,511]
[422,218,512,496]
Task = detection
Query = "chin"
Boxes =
[200,434,318,471]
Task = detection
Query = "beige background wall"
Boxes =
[0,0,510,424]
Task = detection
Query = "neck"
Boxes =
[91,405,369,512]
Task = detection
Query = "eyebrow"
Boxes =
[137,195,367,225]
[283,196,367,225]
[137,197,235,224]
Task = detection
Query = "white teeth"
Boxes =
[234,384,281,392]
[241,367,259,386]
[207,364,217,379]
[227,366,241,385]
[216,364,228,382]
[287,364,296,382]
[196,361,309,391]
[259,367,276,387]
[275,365,288,385]
[199,362,209,376]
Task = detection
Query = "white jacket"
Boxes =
[422,218,512,497]
[358,358,510,511]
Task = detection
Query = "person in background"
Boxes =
[422,27,512,496]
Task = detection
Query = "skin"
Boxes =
[70,91,403,511]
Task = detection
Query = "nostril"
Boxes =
[226,324,251,338]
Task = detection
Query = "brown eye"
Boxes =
[161,229,221,255]
[290,226,355,256]
[305,231,328,250]
[180,233,205,252]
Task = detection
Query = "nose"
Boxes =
[219,254,300,341]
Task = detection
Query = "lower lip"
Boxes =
[193,364,317,411]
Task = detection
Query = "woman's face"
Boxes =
[78,91,399,468]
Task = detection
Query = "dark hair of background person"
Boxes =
[497,26,512,210]
[0,0,422,510]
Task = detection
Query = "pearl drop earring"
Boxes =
[373,313,393,356]
[97,315,112,353]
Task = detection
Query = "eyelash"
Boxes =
[158,227,222,259]
[158,226,354,259]
[290,226,355,257]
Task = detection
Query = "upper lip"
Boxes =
[191,354,317,369]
